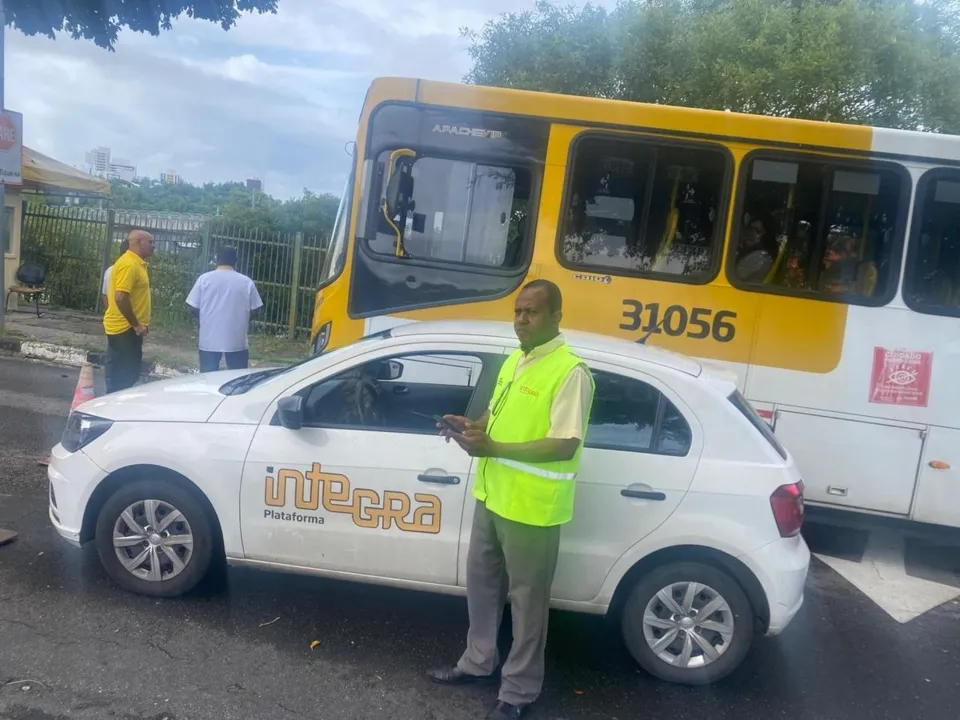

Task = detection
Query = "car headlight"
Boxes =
[61,412,114,453]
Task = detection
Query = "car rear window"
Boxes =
[729,391,787,460]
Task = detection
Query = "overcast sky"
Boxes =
[7,0,572,200]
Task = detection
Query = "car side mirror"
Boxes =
[377,359,403,380]
[277,396,304,430]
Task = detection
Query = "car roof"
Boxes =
[387,320,703,377]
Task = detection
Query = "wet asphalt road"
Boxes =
[1,357,960,720]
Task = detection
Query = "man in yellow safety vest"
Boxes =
[427,279,595,720]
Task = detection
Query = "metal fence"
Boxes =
[19,203,329,338]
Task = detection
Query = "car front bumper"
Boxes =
[47,443,106,548]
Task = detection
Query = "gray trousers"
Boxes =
[457,500,562,706]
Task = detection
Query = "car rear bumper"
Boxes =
[47,443,105,548]
[740,534,810,635]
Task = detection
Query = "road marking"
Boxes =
[815,529,960,623]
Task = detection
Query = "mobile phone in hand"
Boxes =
[410,411,464,437]
[435,414,464,437]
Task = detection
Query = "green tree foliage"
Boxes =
[6,0,277,50]
[109,178,340,237]
[463,0,960,132]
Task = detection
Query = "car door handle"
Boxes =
[621,484,666,501]
[418,474,461,485]
[393,386,409,395]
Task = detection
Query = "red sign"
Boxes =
[869,347,933,407]
[0,114,16,152]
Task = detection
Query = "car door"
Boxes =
[240,342,503,586]
[551,360,703,602]
[456,355,703,601]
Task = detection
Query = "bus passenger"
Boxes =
[735,212,779,283]
[819,232,861,294]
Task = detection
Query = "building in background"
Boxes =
[161,170,183,185]
[84,146,136,183]
[246,178,262,192]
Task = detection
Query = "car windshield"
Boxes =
[218,329,391,396]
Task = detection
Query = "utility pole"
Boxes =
[0,0,14,539]
[0,0,6,336]
[0,0,20,549]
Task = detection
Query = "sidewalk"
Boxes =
[0,308,309,376]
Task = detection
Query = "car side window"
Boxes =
[586,369,692,456]
[299,352,487,433]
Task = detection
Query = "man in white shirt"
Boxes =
[185,246,263,372]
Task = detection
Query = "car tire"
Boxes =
[620,561,755,685]
[95,478,216,598]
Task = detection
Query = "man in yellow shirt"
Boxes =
[103,230,154,393]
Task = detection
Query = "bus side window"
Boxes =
[904,172,960,317]
[730,156,905,305]
[366,151,532,269]
[559,135,727,283]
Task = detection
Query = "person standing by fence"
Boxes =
[100,238,129,311]
[103,230,154,393]
[186,246,263,372]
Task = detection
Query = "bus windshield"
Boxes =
[319,168,354,289]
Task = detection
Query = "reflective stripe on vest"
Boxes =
[475,342,594,527]
[487,457,578,481]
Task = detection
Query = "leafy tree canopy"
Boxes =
[109,178,340,238]
[463,0,960,132]
[6,0,277,49]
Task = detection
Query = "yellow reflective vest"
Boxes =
[475,342,594,527]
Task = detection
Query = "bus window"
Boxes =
[730,155,905,304]
[560,135,727,283]
[904,170,960,317]
[368,153,531,269]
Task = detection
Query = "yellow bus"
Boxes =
[312,76,960,528]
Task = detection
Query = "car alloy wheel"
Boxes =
[620,561,754,685]
[112,499,194,582]
[641,581,735,669]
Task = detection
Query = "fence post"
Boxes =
[288,232,304,340]
[200,219,212,266]
[95,208,115,314]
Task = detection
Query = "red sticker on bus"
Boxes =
[869,348,933,407]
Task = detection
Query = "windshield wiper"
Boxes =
[219,368,286,396]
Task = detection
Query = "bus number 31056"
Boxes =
[620,300,737,343]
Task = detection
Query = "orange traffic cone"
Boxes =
[71,362,97,409]
[38,362,97,467]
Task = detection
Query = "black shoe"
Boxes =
[426,666,496,685]
[485,701,530,720]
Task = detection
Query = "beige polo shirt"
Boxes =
[499,334,594,440]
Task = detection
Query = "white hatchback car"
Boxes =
[48,320,809,685]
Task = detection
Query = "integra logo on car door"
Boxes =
[431,124,503,139]
[263,463,442,534]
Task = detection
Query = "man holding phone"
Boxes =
[427,279,595,720]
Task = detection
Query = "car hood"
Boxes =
[77,369,255,422]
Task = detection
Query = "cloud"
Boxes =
[4,0,613,199]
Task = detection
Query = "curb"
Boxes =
[0,337,193,378]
